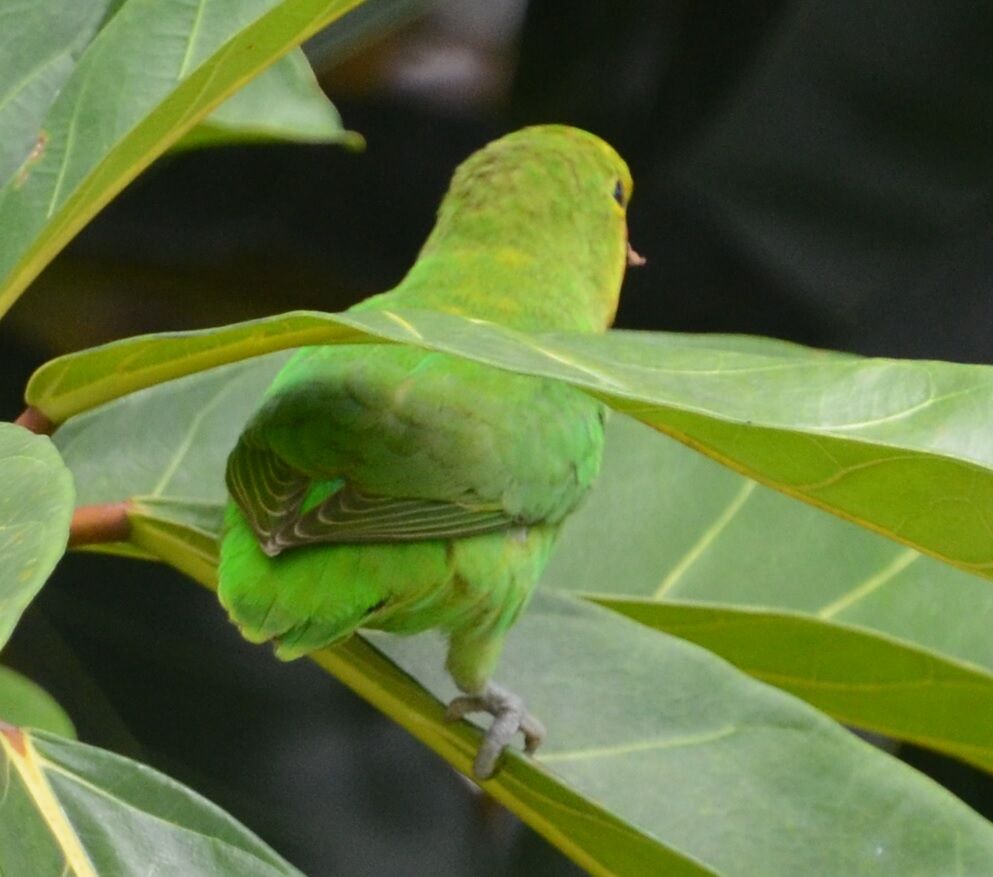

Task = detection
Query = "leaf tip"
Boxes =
[339,130,365,152]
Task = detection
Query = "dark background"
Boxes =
[5,1,993,873]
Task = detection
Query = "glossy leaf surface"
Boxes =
[50,354,993,875]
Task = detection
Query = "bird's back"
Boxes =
[219,339,606,658]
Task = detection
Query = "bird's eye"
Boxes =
[612,180,626,207]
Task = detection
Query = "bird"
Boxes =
[217,124,640,779]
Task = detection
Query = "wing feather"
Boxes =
[225,345,602,556]
[227,440,515,554]
[226,439,309,553]
[274,485,514,549]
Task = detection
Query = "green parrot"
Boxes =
[218,124,639,779]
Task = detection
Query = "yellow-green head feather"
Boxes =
[359,125,634,333]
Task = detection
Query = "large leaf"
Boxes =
[0,0,372,318]
[547,414,993,773]
[0,666,75,738]
[0,726,303,875]
[26,308,993,583]
[0,0,108,187]
[0,422,74,648]
[340,593,993,877]
[52,354,993,773]
[50,355,993,875]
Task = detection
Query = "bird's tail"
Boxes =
[218,502,379,660]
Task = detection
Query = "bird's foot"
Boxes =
[444,682,545,780]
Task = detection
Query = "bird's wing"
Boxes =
[227,433,514,549]
[226,344,603,550]
[225,439,309,548]
[285,484,511,545]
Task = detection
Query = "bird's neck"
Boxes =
[356,244,622,334]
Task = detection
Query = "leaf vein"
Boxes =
[148,381,239,497]
[654,480,756,599]
[542,724,738,763]
[177,0,210,81]
[817,549,919,618]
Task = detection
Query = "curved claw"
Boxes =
[444,682,546,779]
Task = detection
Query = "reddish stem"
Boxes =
[14,406,54,435]
[69,502,132,547]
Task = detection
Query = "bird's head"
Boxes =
[421,125,639,331]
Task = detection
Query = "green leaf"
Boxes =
[366,592,993,876]
[320,631,713,877]
[0,726,303,876]
[547,415,993,773]
[54,357,993,773]
[27,308,993,584]
[0,422,74,648]
[0,0,370,319]
[0,0,108,187]
[177,49,363,149]
[52,355,993,875]
[28,313,363,421]
[592,600,993,773]
[0,667,75,738]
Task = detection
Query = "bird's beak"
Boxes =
[626,241,646,267]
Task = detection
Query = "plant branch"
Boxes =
[14,406,54,435]
[69,502,132,547]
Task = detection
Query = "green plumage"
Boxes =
[218,125,635,777]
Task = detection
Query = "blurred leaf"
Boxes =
[0,666,75,738]
[0,0,107,187]
[177,49,363,150]
[52,355,993,874]
[0,423,74,648]
[666,1,993,338]
[0,0,375,319]
[301,0,432,70]
[28,308,993,584]
[0,727,303,876]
